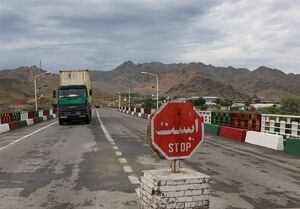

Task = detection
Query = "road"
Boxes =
[0,108,299,209]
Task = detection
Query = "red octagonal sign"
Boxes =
[151,101,204,159]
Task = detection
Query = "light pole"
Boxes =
[34,72,50,112]
[141,72,159,109]
[117,92,121,110]
[120,85,130,109]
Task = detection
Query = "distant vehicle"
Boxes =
[54,69,92,125]
[94,104,100,108]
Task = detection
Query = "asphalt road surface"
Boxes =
[0,108,299,209]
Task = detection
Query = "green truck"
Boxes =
[54,69,92,125]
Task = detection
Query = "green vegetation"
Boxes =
[261,95,300,115]
[191,98,206,107]
[142,97,156,109]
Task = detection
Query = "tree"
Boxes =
[142,97,156,109]
[280,96,300,115]
[192,98,206,107]
[221,99,233,107]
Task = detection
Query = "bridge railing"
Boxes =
[0,109,57,125]
[261,114,300,138]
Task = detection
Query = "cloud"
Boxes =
[0,0,299,74]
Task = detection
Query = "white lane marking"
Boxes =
[96,110,114,143]
[115,151,122,156]
[0,121,58,152]
[123,165,133,173]
[128,175,140,184]
[113,146,119,150]
[97,109,140,188]
[119,158,127,164]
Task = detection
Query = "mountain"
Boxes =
[1,62,299,110]
[90,61,300,101]
[0,66,59,111]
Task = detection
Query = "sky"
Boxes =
[0,0,299,74]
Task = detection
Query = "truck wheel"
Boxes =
[85,117,90,124]
[59,119,64,125]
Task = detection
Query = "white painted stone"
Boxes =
[42,116,48,121]
[52,114,56,118]
[245,131,284,150]
[0,124,10,134]
[26,119,34,126]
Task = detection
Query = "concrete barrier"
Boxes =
[33,118,40,124]
[42,116,48,121]
[8,121,21,130]
[204,123,220,136]
[220,126,247,142]
[284,137,300,156]
[0,124,10,134]
[26,119,34,126]
[19,120,28,128]
[245,131,284,150]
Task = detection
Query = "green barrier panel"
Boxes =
[19,120,28,127]
[204,123,220,136]
[284,138,300,156]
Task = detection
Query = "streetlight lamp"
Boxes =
[141,72,159,109]
[34,72,51,112]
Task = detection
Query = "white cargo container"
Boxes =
[59,69,91,91]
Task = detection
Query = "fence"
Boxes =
[231,112,261,132]
[261,114,300,138]
[199,111,211,124]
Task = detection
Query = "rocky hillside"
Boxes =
[1,61,299,110]
[90,61,300,101]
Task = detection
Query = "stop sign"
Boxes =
[151,101,204,159]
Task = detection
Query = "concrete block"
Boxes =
[8,121,20,130]
[220,126,247,142]
[204,123,220,136]
[245,131,284,150]
[0,123,10,134]
[42,116,48,121]
[26,119,34,126]
[19,120,28,127]
[284,138,300,156]
[139,168,210,209]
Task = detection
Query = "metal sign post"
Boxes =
[171,159,180,173]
